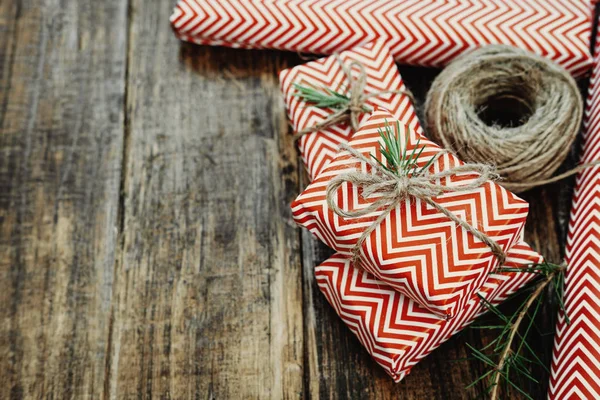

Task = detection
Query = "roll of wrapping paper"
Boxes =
[548,17,600,400]
[170,0,594,77]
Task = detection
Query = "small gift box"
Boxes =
[292,110,529,318]
[316,242,543,382]
[279,41,420,180]
[170,0,593,77]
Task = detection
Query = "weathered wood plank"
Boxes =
[0,0,127,398]
[105,2,304,398]
[300,66,575,399]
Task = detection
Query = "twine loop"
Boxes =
[425,44,599,193]
[326,142,506,267]
[293,55,414,141]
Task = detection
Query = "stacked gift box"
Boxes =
[279,44,543,381]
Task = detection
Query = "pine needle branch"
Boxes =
[488,272,553,400]
[293,83,373,113]
[371,120,433,177]
[292,83,351,109]
[467,262,568,400]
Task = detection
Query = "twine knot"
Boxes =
[394,177,410,198]
[326,142,507,267]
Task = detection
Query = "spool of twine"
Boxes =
[424,45,585,193]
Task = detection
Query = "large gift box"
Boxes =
[170,0,593,77]
[292,110,529,318]
[279,41,420,180]
[549,14,600,399]
[316,242,542,382]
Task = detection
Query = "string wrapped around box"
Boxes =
[292,109,530,319]
[291,108,539,381]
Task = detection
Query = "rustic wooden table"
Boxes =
[1,1,584,399]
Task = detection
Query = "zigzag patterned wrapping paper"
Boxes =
[279,41,421,180]
[316,242,542,382]
[548,16,600,400]
[292,110,529,318]
[170,0,594,77]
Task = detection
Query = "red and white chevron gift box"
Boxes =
[170,0,593,77]
[548,15,600,400]
[279,41,421,180]
[292,110,529,318]
[316,242,542,382]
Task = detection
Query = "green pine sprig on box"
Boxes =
[372,120,435,177]
[292,83,351,109]
[292,82,371,112]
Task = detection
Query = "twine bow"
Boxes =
[326,142,507,267]
[292,55,414,142]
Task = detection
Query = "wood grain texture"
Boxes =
[0,0,127,399]
[103,1,304,398]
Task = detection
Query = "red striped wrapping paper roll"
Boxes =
[292,110,530,318]
[548,17,600,399]
[170,0,594,77]
[279,41,421,180]
[315,242,543,382]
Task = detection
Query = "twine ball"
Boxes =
[424,45,583,193]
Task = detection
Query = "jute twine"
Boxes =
[424,45,598,193]
[292,55,414,141]
[326,142,507,267]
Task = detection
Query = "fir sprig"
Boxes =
[467,262,568,400]
[293,83,356,110]
[372,120,435,177]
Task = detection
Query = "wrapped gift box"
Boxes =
[170,0,593,77]
[292,110,529,318]
[549,15,600,400]
[279,41,420,180]
[316,242,543,382]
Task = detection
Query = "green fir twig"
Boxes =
[467,262,568,400]
[292,82,352,109]
[371,120,434,177]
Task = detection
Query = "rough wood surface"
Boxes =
[0,0,127,398]
[0,1,585,398]
[103,1,304,398]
